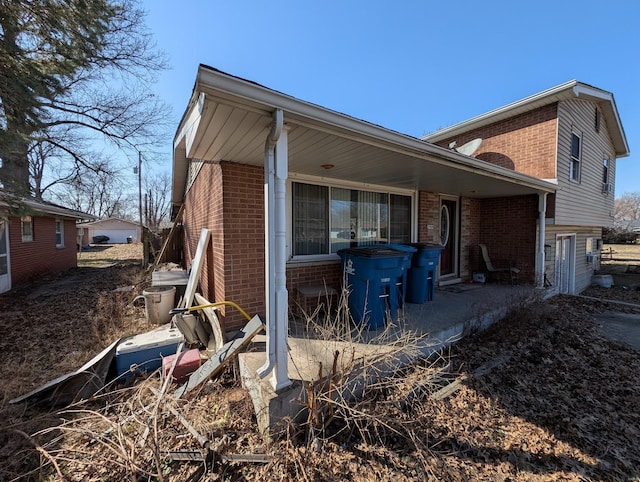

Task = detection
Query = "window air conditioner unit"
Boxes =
[602,183,612,193]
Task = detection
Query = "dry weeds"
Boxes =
[0,244,639,480]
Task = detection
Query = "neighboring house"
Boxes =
[171,65,573,335]
[79,217,141,244]
[424,81,629,294]
[0,193,96,293]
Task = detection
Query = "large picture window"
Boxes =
[292,181,412,257]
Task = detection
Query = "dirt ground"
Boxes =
[0,243,639,481]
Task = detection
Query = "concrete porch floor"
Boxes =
[239,282,542,436]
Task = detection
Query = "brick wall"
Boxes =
[417,191,440,243]
[475,195,538,282]
[8,216,77,287]
[461,198,481,279]
[184,161,346,330]
[435,104,558,180]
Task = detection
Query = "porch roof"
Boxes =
[172,65,556,211]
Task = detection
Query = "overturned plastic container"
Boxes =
[135,286,176,325]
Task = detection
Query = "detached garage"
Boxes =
[80,218,141,244]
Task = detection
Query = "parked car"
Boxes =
[92,235,110,244]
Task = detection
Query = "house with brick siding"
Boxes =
[424,81,629,295]
[172,67,630,389]
[0,194,96,293]
[172,66,556,325]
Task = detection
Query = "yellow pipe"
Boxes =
[185,301,252,321]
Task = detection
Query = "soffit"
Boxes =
[173,67,556,206]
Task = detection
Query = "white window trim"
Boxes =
[55,219,64,248]
[286,173,417,263]
[21,216,33,242]
[570,130,582,182]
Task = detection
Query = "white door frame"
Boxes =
[555,233,576,294]
[0,220,11,293]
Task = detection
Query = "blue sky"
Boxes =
[142,0,639,196]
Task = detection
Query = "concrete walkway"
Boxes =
[593,310,640,351]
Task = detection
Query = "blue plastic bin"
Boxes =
[406,243,444,303]
[338,246,412,329]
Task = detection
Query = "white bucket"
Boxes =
[591,274,613,288]
[137,286,176,324]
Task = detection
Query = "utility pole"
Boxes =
[137,151,146,267]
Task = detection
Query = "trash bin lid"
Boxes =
[338,247,408,258]
[409,242,444,250]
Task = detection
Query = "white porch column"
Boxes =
[536,192,548,288]
[258,109,292,391]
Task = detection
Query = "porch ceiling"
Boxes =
[173,66,556,206]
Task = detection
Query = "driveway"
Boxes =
[594,310,640,351]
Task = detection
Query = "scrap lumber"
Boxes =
[150,204,184,271]
[174,315,264,398]
[181,228,211,309]
[430,355,511,401]
[194,293,226,352]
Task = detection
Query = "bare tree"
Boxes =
[614,192,640,229]
[143,173,171,232]
[0,0,170,199]
[52,168,137,219]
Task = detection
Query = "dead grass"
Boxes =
[77,243,143,268]
[1,244,640,480]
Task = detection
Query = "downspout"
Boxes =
[258,109,292,391]
[536,192,548,288]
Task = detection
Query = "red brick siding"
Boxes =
[8,216,77,287]
[417,191,440,243]
[184,161,345,329]
[461,198,481,278]
[434,104,558,180]
[286,261,341,314]
[220,162,265,329]
[474,195,538,282]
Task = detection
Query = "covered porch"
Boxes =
[172,65,556,399]
[240,281,543,434]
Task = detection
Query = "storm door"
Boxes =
[439,198,459,279]
[555,235,575,294]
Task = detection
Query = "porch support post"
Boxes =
[258,109,292,391]
[536,192,548,288]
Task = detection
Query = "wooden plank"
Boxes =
[194,293,226,352]
[181,229,211,309]
[430,355,511,401]
[174,315,264,398]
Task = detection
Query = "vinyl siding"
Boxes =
[544,225,602,294]
[555,99,616,227]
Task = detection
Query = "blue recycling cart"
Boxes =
[338,246,414,329]
[406,243,444,303]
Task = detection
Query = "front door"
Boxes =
[439,198,458,278]
[0,220,10,293]
[555,235,575,294]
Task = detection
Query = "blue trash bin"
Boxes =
[406,243,444,303]
[373,243,417,304]
[338,247,412,329]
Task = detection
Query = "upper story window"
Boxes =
[594,107,601,133]
[21,216,33,242]
[602,158,612,194]
[55,219,64,247]
[570,131,581,182]
[292,181,412,258]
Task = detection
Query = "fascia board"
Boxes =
[195,66,555,194]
